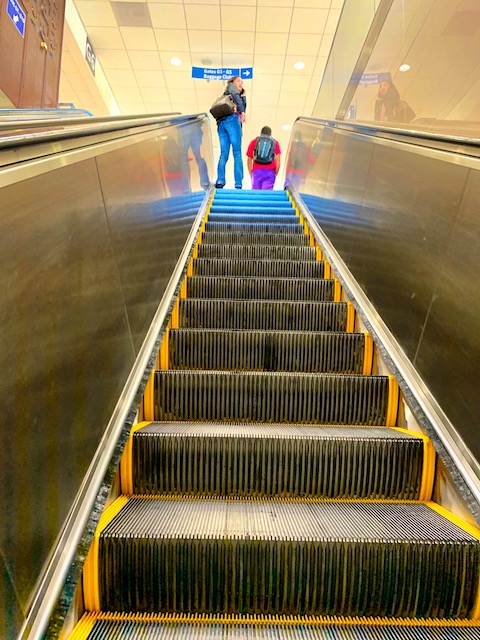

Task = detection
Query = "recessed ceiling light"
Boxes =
[399,63,411,72]
[294,61,305,71]
[170,57,182,67]
[282,124,292,131]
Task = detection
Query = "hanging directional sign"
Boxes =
[192,67,254,81]
[353,72,392,86]
[6,0,26,37]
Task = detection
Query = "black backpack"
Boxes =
[253,135,275,164]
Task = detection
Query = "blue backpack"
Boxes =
[253,135,275,164]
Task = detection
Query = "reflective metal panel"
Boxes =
[289,118,480,466]
[0,117,213,639]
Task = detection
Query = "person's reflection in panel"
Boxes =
[286,131,316,192]
[179,124,210,190]
[159,134,190,196]
[374,80,415,124]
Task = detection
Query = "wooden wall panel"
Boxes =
[0,0,65,108]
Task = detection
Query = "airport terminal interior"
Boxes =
[2,0,480,638]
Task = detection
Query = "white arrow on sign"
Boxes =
[243,70,250,76]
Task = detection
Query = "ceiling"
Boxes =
[59,0,346,156]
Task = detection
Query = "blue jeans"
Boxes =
[216,114,243,188]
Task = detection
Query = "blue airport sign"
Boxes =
[6,0,26,37]
[192,66,254,81]
[355,72,392,86]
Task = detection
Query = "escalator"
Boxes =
[70,188,480,639]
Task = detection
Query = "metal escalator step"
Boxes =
[193,259,324,278]
[153,370,389,424]
[197,244,316,261]
[201,232,310,246]
[169,329,363,372]
[208,214,299,224]
[205,222,304,234]
[74,614,480,640]
[132,423,425,499]
[179,300,347,331]
[214,191,288,200]
[186,277,334,301]
[210,203,294,212]
[96,497,480,618]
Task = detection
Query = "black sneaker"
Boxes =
[215,182,224,189]
[235,185,242,189]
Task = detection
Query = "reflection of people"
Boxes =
[215,76,246,190]
[160,135,190,196]
[374,80,415,123]
[181,124,210,190]
[246,126,281,190]
[285,131,313,192]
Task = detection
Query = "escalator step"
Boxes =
[197,244,316,261]
[214,190,288,199]
[72,616,480,640]
[186,277,334,301]
[200,232,311,246]
[95,497,480,618]
[193,259,324,278]
[131,423,427,500]
[208,214,299,224]
[153,370,390,424]
[179,300,347,331]
[205,222,304,234]
[169,329,364,372]
[210,202,294,211]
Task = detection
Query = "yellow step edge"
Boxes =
[315,245,323,261]
[159,327,169,370]
[130,493,423,505]
[390,427,435,501]
[83,496,129,611]
[120,421,152,495]
[192,242,199,259]
[68,612,96,640]
[179,277,187,299]
[346,302,355,333]
[427,501,480,619]
[323,261,331,279]
[333,280,342,303]
[74,611,480,628]
[170,298,180,329]
[385,375,399,427]
[187,258,193,277]
[362,333,373,375]
[142,370,155,421]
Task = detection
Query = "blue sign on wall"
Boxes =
[192,67,254,81]
[6,0,26,37]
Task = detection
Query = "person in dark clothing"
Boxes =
[374,80,415,123]
[215,76,246,189]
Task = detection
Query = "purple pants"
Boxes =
[252,168,276,190]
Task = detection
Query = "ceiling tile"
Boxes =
[75,1,117,27]
[252,74,283,91]
[118,102,147,113]
[291,8,328,34]
[331,0,346,7]
[253,54,286,74]
[254,32,289,55]
[154,29,190,50]
[148,3,186,28]
[284,55,317,74]
[188,30,222,52]
[251,90,280,106]
[222,30,255,55]
[120,26,157,49]
[318,33,334,56]
[135,69,167,86]
[325,8,341,34]
[223,53,253,67]
[313,56,327,76]
[96,48,132,68]
[167,88,195,102]
[105,68,138,86]
[159,52,192,69]
[256,7,292,33]
[184,5,221,30]
[164,70,195,88]
[128,50,162,69]
[114,85,143,100]
[286,33,321,56]
[295,0,330,6]
[257,0,293,6]
[221,6,256,32]
[86,27,124,49]
[141,87,168,101]
[280,73,312,92]
[279,91,305,107]
[144,103,175,113]
[221,0,256,6]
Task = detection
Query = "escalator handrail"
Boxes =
[296,116,480,151]
[0,112,209,150]
[290,185,480,518]
[19,187,214,640]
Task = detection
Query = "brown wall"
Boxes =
[0,0,65,108]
